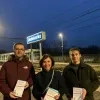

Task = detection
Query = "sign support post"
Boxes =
[26,31,46,61]
[39,42,42,59]
[30,44,34,63]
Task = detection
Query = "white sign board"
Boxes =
[26,31,46,44]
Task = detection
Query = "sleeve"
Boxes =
[63,68,72,98]
[84,66,99,94]
[0,64,12,94]
[63,68,70,90]
[32,77,43,100]
[27,64,36,87]
[57,71,70,99]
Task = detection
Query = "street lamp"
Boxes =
[58,33,63,58]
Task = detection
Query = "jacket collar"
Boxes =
[8,54,29,62]
[68,61,86,69]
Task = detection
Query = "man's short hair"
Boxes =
[13,42,25,50]
[69,47,81,54]
[39,54,55,67]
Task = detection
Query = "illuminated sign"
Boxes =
[26,31,46,44]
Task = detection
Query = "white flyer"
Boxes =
[14,80,26,97]
[44,88,59,100]
[73,87,83,100]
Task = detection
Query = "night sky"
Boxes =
[0,0,100,51]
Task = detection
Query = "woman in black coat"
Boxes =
[32,54,68,100]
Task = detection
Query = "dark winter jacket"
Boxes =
[0,55,36,100]
[32,69,68,100]
[63,62,99,100]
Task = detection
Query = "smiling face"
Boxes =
[42,57,52,71]
[69,50,81,64]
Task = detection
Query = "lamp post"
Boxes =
[58,33,63,58]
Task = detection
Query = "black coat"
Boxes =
[63,62,99,100]
[32,69,68,100]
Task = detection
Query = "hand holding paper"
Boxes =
[54,94,60,100]
[9,92,18,99]
[73,87,83,100]
[24,81,29,89]
[82,88,87,99]
[13,80,26,97]
[44,88,59,100]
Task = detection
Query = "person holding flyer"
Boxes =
[63,47,99,100]
[32,54,68,100]
[0,42,36,100]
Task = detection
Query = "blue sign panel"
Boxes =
[26,31,46,44]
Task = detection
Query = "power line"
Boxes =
[0,37,25,40]
[0,0,33,17]
[63,13,100,29]
[0,0,98,28]
[71,21,100,32]
[44,5,100,30]
[36,0,91,25]
[39,5,100,33]
[0,0,100,35]
[26,0,93,33]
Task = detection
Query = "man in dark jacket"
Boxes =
[0,42,36,100]
[63,47,99,100]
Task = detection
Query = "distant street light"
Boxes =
[58,33,63,58]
